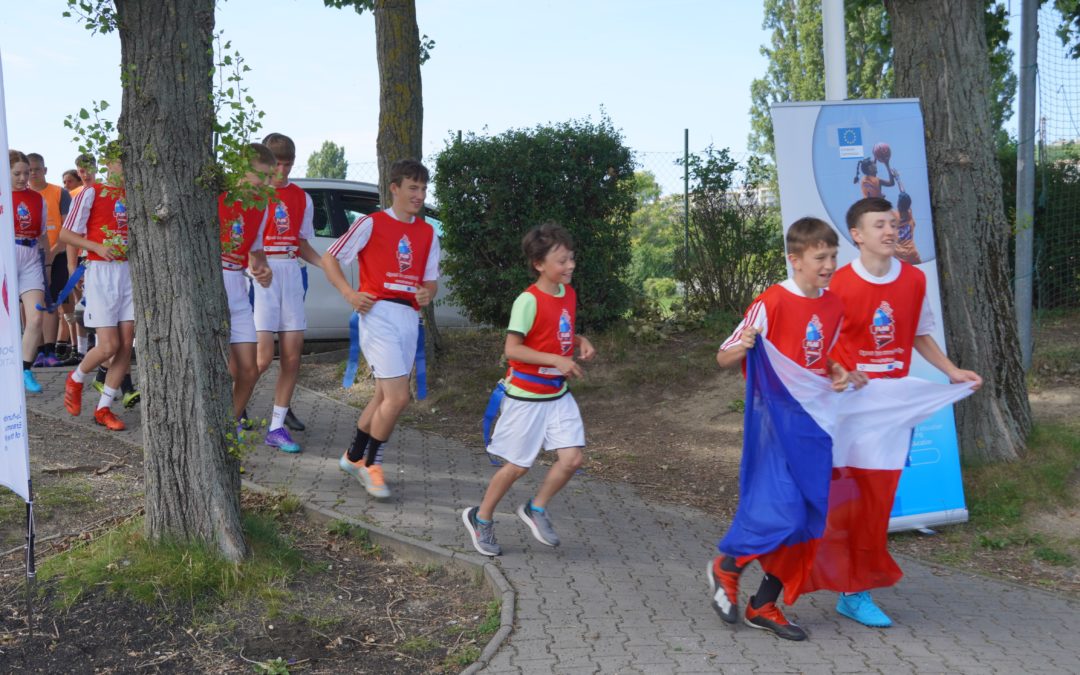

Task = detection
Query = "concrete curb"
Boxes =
[241,479,516,674]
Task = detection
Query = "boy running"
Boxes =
[462,222,596,556]
[220,143,274,425]
[322,159,440,499]
[806,197,981,627]
[252,133,323,452]
[59,149,134,431]
[709,217,858,641]
[8,150,50,392]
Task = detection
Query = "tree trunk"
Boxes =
[373,0,442,356]
[115,0,247,560]
[886,0,1032,463]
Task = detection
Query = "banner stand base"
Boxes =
[888,508,968,534]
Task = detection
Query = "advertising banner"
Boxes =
[0,51,32,503]
[771,99,968,531]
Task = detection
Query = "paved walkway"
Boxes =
[27,367,1080,674]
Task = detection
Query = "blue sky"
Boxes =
[0,0,772,195]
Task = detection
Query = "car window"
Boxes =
[307,190,335,238]
[340,191,381,228]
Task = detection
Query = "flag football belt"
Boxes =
[481,369,566,451]
[342,309,427,400]
[15,238,37,247]
[36,261,86,313]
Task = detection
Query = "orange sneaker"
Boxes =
[64,371,83,416]
[93,407,126,431]
[708,555,741,624]
[744,598,807,641]
[360,463,390,499]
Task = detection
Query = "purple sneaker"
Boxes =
[36,353,62,367]
[265,427,301,453]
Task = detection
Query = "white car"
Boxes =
[291,178,470,340]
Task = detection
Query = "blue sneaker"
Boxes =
[265,427,301,453]
[23,369,42,393]
[836,591,892,627]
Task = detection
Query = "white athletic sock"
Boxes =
[72,367,87,384]
[269,405,288,431]
[97,386,117,411]
[77,335,89,354]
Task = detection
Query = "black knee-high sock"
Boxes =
[96,366,108,384]
[720,555,743,574]
[347,428,371,463]
[751,574,783,608]
[364,436,386,467]
[121,372,135,394]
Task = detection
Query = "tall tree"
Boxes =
[113,0,247,557]
[749,0,1015,158]
[306,140,349,179]
[886,0,1032,463]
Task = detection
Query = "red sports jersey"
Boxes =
[218,194,266,270]
[506,284,577,395]
[829,262,926,378]
[82,184,129,262]
[744,284,844,378]
[356,210,435,310]
[11,189,45,239]
[263,183,308,255]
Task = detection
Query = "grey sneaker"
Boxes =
[516,501,560,547]
[462,507,501,557]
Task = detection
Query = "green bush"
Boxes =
[677,147,785,315]
[434,116,636,330]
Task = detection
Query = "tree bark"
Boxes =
[886,0,1031,463]
[373,0,442,355]
[115,0,247,559]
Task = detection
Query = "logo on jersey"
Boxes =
[557,309,573,354]
[804,314,824,367]
[870,301,895,348]
[227,218,244,253]
[16,202,31,230]
[396,235,413,273]
[113,200,128,228]
[274,203,290,235]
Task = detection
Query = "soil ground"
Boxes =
[0,412,496,674]
[299,312,1080,599]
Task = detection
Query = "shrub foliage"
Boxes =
[434,117,636,330]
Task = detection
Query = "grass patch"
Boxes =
[0,479,96,522]
[1034,545,1076,566]
[399,636,439,655]
[39,509,305,614]
[964,422,1080,527]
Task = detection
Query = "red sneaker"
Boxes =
[744,599,807,641]
[94,407,126,431]
[64,371,83,416]
[707,555,741,624]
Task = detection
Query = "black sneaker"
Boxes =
[284,408,305,432]
[240,408,254,431]
[744,597,807,641]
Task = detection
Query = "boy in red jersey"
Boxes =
[708,217,859,641]
[461,223,596,557]
[27,152,73,367]
[814,197,981,628]
[219,144,274,425]
[252,133,323,453]
[322,159,440,499]
[58,149,133,431]
[9,151,50,393]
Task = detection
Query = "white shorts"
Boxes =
[83,260,134,328]
[358,300,420,379]
[487,393,586,468]
[15,244,45,295]
[224,270,256,343]
[253,258,306,332]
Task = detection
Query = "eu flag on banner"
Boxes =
[837,127,864,158]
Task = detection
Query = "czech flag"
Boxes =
[719,338,974,606]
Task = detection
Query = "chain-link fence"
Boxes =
[1035,5,1080,317]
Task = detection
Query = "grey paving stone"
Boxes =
[26,366,1080,675]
